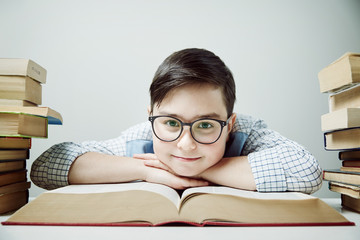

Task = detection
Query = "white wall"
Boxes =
[1,0,360,198]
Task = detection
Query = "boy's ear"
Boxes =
[227,113,236,133]
[147,106,151,115]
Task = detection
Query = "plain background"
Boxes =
[1,0,360,198]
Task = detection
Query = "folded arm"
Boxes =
[239,118,322,194]
[31,141,208,190]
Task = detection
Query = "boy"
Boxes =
[31,48,322,193]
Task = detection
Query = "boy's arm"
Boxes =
[31,141,208,190]
[232,116,322,194]
[139,153,256,190]
[199,156,257,190]
[69,152,208,189]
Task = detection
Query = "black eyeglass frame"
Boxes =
[148,115,230,144]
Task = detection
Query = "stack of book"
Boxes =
[0,59,62,214]
[318,52,360,212]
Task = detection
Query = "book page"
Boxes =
[49,182,181,208]
[181,186,316,203]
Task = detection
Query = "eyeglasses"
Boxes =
[148,115,230,144]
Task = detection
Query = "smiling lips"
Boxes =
[172,155,201,162]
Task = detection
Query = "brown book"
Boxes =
[341,194,360,213]
[0,190,29,214]
[342,161,360,168]
[324,127,360,150]
[0,170,27,187]
[0,99,37,107]
[0,112,48,138]
[339,150,360,160]
[329,85,360,112]
[0,137,31,149]
[0,161,26,173]
[321,108,360,132]
[323,169,360,185]
[0,58,46,84]
[2,182,353,227]
[329,182,360,199]
[0,76,42,105]
[343,161,360,167]
[0,106,63,125]
[341,166,360,173]
[0,181,31,195]
[318,52,360,93]
[0,149,29,160]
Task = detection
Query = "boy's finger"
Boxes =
[143,160,170,171]
[133,153,158,160]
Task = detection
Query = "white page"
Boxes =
[181,186,316,201]
[48,182,181,207]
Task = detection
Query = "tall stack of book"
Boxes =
[318,52,360,213]
[0,59,62,214]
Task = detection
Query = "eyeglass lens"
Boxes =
[152,116,223,143]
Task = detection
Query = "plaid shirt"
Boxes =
[30,114,322,193]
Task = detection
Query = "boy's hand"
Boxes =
[133,153,174,173]
[133,153,208,189]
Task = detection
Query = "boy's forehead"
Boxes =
[153,84,228,120]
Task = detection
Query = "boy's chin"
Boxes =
[172,168,202,178]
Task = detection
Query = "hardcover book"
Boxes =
[0,58,46,84]
[339,150,360,161]
[0,170,27,187]
[342,194,360,213]
[0,112,48,138]
[2,182,354,227]
[0,106,62,125]
[328,182,360,199]
[329,85,360,112]
[324,127,360,151]
[318,52,360,93]
[323,169,360,185]
[0,137,31,149]
[0,182,31,214]
[0,76,42,105]
[0,149,29,161]
[321,108,360,132]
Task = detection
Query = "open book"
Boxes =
[2,182,353,227]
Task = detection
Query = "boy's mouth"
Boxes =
[172,155,201,162]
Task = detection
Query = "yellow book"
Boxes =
[0,137,31,149]
[321,108,360,131]
[0,76,42,105]
[329,85,360,112]
[318,52,360,93]
[0,59,46,84]
[324,127,360,150]
[3,182,353,227]
[0,106,62,125]
[0,149,29,161]
[0,112,48,138]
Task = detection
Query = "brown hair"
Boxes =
[149,48,236,117]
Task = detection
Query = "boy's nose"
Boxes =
[177,127,197,151]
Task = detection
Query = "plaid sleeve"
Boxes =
[30,122,152,190]
[237,116,322,194]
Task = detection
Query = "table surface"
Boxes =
[0,198,359,240]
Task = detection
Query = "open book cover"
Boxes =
[2,182,354,227]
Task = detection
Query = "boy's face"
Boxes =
[150,84,235,177]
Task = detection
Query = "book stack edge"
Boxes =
[319,52,360,213]
[0,58,62,214]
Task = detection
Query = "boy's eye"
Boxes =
[165,120,180,127]
[197,122,213,129]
